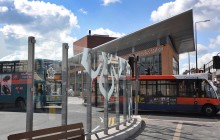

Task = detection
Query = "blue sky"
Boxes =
[40,0,169,37]
[0,0,219,74]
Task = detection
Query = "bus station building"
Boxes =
[71,9,195,95]
[73,9,194,75]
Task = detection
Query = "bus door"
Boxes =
[193,95,199,112]
[177,79,198,112]
[192,79,206,113]
[190,80,202,112]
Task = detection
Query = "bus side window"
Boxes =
[201,92,205,98]
[156,91,162,96]
[193,88,198,97]
[147,89,151,96]
[203,81,216,98]
[205,84,211,98]
[178,80,186,96]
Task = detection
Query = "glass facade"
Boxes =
[139,54,161,75]
[173,57,178,75]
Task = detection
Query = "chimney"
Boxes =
[89,30,91,36]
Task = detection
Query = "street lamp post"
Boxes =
[195,20,210,73]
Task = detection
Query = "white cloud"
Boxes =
[0,32,8,59]
[209,35,220,48]
[179,51,196,74]
[151,0,220,30]
[35,41,63,60]
[102,0,121,6]
[197,44,208,56]
[151,0,196,22]
[179,43,210,74]
[91,28,125,37]
[179,52,190,60]
[179,44,208,60]
[0,0,78,60]
[0,6,8,12]
[0,51,28,61]
[180,62,192,74]
[198,51,218,68]
[79,8,88,15]
[180,51,218,74]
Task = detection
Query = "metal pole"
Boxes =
[123,62,127,126]
[127,70,131,123]
[116,57,120,130]
[104,53,109,135]
[86,50,92,140]
[128,68,131,123]
[61,43,69,126]
[195,22,198,73]
[134,57,139,115]
[26,36,35,132]
[188,52,191,75]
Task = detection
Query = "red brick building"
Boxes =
[73,34,116,55]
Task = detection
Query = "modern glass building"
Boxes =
[71,9,195,95]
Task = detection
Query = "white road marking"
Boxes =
[92,125,100,132]
[173,122,182,140]
[99,117,103,123]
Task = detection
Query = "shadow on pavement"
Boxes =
[127,120,146,140]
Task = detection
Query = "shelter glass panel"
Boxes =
[33,38,62,130]
[0,31,28,139]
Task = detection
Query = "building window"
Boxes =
[173,58,178,75]
[139,54,161,75]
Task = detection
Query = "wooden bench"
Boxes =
[8,123,84,140]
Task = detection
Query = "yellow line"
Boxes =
[173,122,182,140]
[108,117,116,126]
[112,117,115,126]
[109,118,112,126]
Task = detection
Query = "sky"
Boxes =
[0,0,219,74]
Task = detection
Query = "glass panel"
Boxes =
[153,55,160,74]
[173,58,178,75]
[126,73,133,120]
[107,55,117,127]
[203,80,217,98]
[157,80,166,96]
[67,48,87,131]
[67,48,132,134]
[146,56,153,74]
[125,62,131,121]
[139,57,146,75]
[167,80,177,97]
[33,38,62,130]
[179,79,195,97]
[147,80,157,96]
[139,82,146,103]
[0,31,28,139]
[91,51,105,132]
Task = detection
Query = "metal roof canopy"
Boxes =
[94,9,194,54]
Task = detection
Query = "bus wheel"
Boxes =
[203,105,216,116]
[15,98,26,110]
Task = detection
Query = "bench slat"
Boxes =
[8,123,84,140]
[34,129,84,140]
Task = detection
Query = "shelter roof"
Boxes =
[94,9,194,54]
